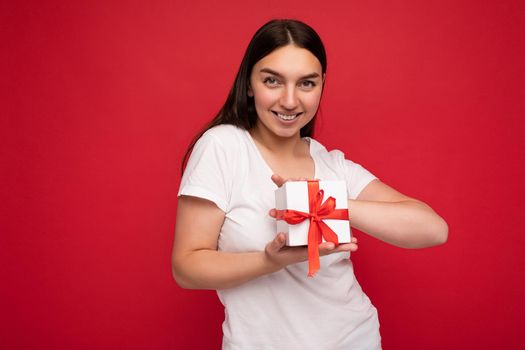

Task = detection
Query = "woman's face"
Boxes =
[248,44,324,140]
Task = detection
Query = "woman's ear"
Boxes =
[247,85,253,97]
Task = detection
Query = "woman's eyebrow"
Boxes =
[259,68,320,79]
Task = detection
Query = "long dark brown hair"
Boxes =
[182,19,327,173]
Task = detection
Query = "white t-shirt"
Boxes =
[178,124,382,350]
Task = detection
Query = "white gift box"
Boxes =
[274,180,352,246]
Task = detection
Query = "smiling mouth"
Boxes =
[272,111,303,121]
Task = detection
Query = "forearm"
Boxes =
[172,249,280,290]
[348,199,448,248]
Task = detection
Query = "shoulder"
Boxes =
[203,124,245,141]
[308,137,378,199]
[183,124,245,182]
[309,136,376,178]
[196,124,246,151]
[308,137,346,165]
[189,124,248,171]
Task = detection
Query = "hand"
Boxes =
[271,174,308,187]
[265,173,358,271]
[264,232,358,270]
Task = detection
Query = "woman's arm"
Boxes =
[349,179,448,248]
[171,195,356,290]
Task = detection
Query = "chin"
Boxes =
[272,126,302,139]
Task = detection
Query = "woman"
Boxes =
[172,19,448,349]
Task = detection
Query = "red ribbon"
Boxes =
[276,180,349,277]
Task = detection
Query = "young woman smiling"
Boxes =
[172,19,448,350]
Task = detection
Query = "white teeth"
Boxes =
[276,112,299,120]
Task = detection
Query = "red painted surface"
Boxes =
[2,1,524,349]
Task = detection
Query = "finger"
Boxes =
[271,174,310,187]
[271,174,285,187]
[319,242,356,256]
[334,243,357,253]
[351,236,357,244]
[318,242,336,256]
[267,232,286,253]
[318,241,335,251]
[268,208,277,218]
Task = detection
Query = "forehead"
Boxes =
[253,45,322,77]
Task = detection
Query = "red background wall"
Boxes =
[2,0,524,349]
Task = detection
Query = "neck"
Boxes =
[249,124,305,157]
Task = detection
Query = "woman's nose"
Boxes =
[279,85,299,110]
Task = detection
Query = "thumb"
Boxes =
[268,233,286,253]
[271,174,285,187]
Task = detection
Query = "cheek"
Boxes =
[253,89,279,108]
[303,91,322,109]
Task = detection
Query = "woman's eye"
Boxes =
[300,80,316,88]
[263,77,279,86]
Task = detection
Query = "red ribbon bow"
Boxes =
[276,180,349,277]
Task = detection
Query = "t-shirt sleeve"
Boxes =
[177,131,233,212]
[344,158,379,200]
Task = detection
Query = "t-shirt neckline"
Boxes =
[243,129,318,180]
